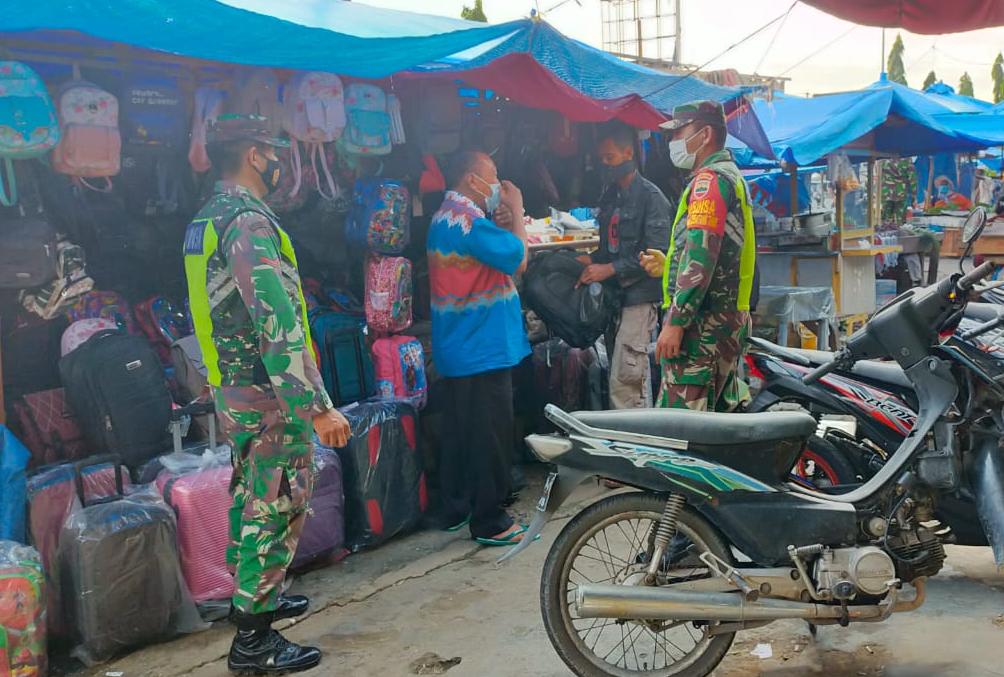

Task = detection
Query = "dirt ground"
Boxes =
[81,470,1004,677]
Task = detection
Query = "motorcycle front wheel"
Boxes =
[540,493,735,677]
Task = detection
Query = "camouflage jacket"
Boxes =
[666,150,755,328]
[183,181,332,421]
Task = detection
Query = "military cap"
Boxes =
[659,100,727,132]
[206,113,289,148]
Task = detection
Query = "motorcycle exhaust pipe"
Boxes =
[575,585,885,622]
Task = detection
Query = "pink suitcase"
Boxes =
[372,335,428,408]
[156,464,233,604]
[365,255,412,335]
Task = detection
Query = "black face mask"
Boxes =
[257,156,282,193]
[602,159,636,185]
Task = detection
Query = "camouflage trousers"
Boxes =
[214,385,313,616]
[658,311,751,412]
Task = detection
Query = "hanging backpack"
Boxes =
[339,83,392,157]
[387,93,406,146]
[188,86,226,173]
[0,61,60,207]
[417,81,462,156]
[372,335,428,408]
[0,218,58,289]
[346,178,410,254]
[51,75,121,191]
[120,75,187,148]
[309,309,375,407]
[229,68,284,136]
[284,72,345,200]
[365,255,413,335]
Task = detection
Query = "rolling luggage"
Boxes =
[26,457,129,637]
[291,443,345,571]
[336,400,426,551]
[0,542,46,676]
[59,330,172,468]
[310,309,375,406]
[58,462,185,664]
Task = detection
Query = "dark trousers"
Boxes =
[439,368,515,539]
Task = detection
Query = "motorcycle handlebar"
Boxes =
[958,261,997,292]
[961,314,1004,340]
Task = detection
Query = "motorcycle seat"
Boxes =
[572,409,817,446]
[750,337,912,391]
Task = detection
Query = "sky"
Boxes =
[357,0,1004,99]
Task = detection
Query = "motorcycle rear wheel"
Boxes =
[540,493,735,677]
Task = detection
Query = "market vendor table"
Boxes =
[528,238,600,254]
[755,285,836,349]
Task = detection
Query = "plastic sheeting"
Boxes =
[335,400,426,552]
[730,78,987,167]
[292,444,346,571]
[0,541,46,676]
[755,286,836,327]
[0,426,30,543]
[801,0,1004,34]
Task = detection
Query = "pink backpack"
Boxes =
[283,72,344,200]
[50,75,121,191]
[365,255,412,335]
[188,86,226,173]
[60,317,118,356]
[373,335,427,408]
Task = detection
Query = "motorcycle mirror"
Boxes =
[962,207,988,245]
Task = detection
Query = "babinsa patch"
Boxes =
[692,172,713,200]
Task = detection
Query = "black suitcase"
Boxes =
[58,458,184,663]
[59,330,172,468]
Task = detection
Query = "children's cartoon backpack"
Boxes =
[51,73,121,192]
[0,61,61,206]
[372,335,428,408]
[365,255,413,335]
[339,83,392,157]
[283,72,345,200]
[347,178,410,254]
[188,86,226,173]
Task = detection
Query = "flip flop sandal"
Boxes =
[445,514,471,532]
[474,525,541,547]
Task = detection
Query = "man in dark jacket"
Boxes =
[579,125,672,409]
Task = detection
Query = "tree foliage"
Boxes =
[993,53,1004,103]
[960,72,975,98]
[923,71,937,90]
[461,0,488,22]
[886,34,908,86]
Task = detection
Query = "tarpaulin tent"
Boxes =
[1,0,772,157]
[934,112,1004,145]
[801,0,1004,34]
[922,83,994,114]
[729,77,987,167]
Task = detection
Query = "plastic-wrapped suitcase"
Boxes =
[155,403,233,604]
[0,541,46,677]
[336,400,426,552]
[291,443,345,571]
[26,457,130,637]
[58,462,185,664]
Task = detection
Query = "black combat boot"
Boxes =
[228,611,321,675]
[229,594,309,624]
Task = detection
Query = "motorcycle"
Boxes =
[502,212,1004,677]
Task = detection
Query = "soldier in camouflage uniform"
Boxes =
[183,115,351,675]
[642,101,757,412]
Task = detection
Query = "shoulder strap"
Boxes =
[0,158,16,208]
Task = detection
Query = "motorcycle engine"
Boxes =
[882,524,947,582]
[814,546,897,599]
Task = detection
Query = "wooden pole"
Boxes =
[789,165,799,215]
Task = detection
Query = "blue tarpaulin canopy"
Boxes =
[729,77,987,167]
[934,112,1004,145]
[922,83,994,113]
[1,0,772,156]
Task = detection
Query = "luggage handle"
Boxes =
[170,401,218,453]
[72,454,125,506]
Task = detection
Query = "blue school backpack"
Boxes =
[339,83,392,157]
[0,61,60,206]
[120,75,187,147]
[346,178,411,254]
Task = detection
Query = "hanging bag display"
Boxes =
[284,72,345,200]
[51,70,121,191]
[188,86,226,173]
[228,68,283,135]
[120,75,186,148]
[0,61,60,207]
[0,218,58,289]
[347,178,410,253]
[340,83,392,157]
[365,255,413,335]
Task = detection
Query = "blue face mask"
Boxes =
[473,173,502,214]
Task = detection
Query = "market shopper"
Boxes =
[427,150,533,546]
[641,100,757,412]
[581,124,672,409]
[183,114,351,675]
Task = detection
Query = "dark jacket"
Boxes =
[593,172,672,307]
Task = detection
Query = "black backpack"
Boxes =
[59,330,172,468]
[522,250,620,349]
[0,217,58,289]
